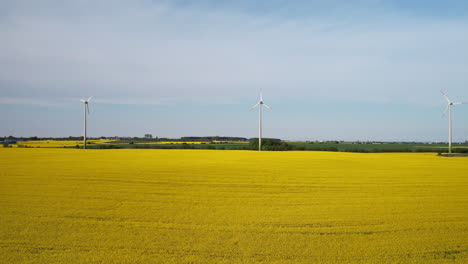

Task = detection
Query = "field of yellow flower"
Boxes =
[5,140,117,148]
[0,140,247,148]
[1,149,467,263]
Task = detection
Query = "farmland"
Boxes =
[1,149,467,263]
[4,139,468,153]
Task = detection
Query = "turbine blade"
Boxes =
[250,102,260,110]
[263,103,272,110]
[442,104,449,117]
[86,104,90,115]
[260,89,263,101]
[453,102,468,105]
[87,96,93,102]
[441,90,451,103]
[80,99,86,103]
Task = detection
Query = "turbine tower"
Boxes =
[80,96,92,149]
[441,91,467,153]
[250,89,272,151]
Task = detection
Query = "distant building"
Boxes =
[144,134,153,139]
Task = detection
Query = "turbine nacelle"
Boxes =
[80,96,92,114]
[80,96,92,104]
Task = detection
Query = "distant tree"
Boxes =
[249,138,292,151]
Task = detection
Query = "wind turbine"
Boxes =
[250,89,272,151]
[441,91,467,153]
[80,96,92,149]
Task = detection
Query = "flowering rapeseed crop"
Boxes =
[0,149,467,263]
[11,140,117,148]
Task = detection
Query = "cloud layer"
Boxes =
[1,0,468,139]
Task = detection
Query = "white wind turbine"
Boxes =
[80,96,92,149]
[250,89,272,151]
[441,91,467,153]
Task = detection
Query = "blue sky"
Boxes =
[1,0,468,141]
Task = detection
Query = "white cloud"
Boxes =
[1,0,467,107]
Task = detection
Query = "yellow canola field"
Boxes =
[0,140,248,148]
[139,141,248,144]
[0,149,467,264]
[11,140,117,148]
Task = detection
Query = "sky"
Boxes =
[1,0,468,141]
